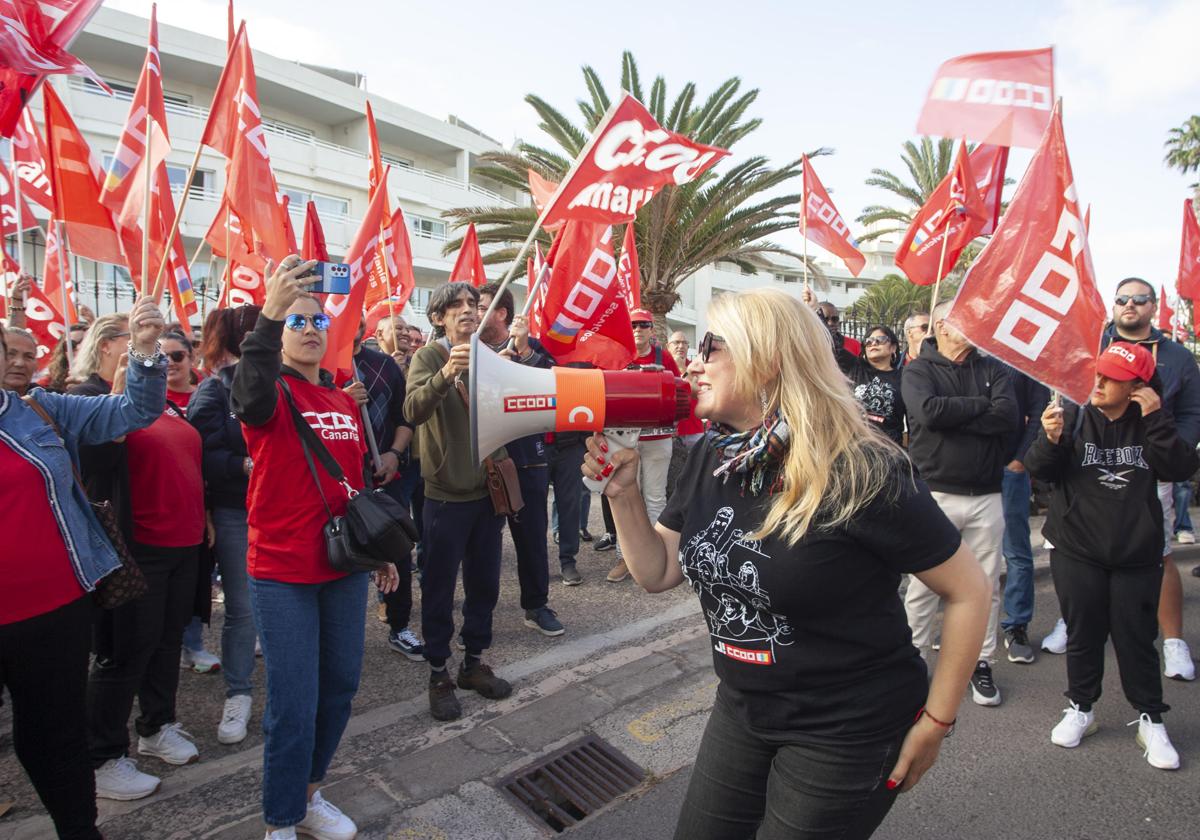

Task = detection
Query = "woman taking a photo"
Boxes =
[233,257,399,840]
[0,298,166,839]
[584,288,989,840]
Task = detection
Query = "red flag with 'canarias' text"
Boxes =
[537,220,636,369]
[363,205,416,313]
[917,48,1054,149]
[800,155,865,277]
[540,93,728,228]
[946,102,1105,406]
[615,222,641,311]
[449,222,487,287]
[1176,199,1200,300]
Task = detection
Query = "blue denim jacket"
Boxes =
[0,355,166,591]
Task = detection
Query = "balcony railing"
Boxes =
[68,79,513,206]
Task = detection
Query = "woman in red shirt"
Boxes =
[232,258,399,840]
[162,331,198,413]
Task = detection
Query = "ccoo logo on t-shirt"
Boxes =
[302,410,360,442]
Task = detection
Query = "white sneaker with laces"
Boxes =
[265,829,297,840]
[297,790,357,840]
[94,756,161,801]
[1163,638,1196,681]
[1177,530,1196,544]
[1131,714,1180,770]
[217,695,253,745]
[1042,618,1068,655]
[1051,702,1096,748]
[138,721,199,765]
[180,647,221,674]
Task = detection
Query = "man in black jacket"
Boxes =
[901,300,1019,707]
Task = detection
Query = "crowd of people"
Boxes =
[1,264,1198,839]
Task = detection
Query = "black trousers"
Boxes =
[508,465,550,611]
[673,694,904,840]
[379,478,415,632]
[0,596,101,839]
[601,494,616,536]
[1051,551,1168,715]
[547,439,586,566]
[88,543,199,765]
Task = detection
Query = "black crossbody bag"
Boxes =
[279,379,418,573]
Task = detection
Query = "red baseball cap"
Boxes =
[1096,341,1155,383]
[630,308,654,323]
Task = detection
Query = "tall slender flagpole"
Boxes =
[151,142,204,298]
[141,112,153,298]
[801,156,810,295]
[930,225,951,315]
[56,221,73,366]
[6,157,19,306]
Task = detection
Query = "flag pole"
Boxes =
[7,155,20,306]
[201,253,215,324]
[801,156,810,295]
[150,142,204,299]
[930,226,951,314]
[56,221,73,366]
[140,113,153,298]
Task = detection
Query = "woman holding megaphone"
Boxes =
[583,287,991,840]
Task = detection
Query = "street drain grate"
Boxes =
[498,734,646,832]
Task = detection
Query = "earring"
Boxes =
[760,389,770,417]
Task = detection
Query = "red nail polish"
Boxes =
[602,463,615,477]
[886,780,898,790]
[596,455,606,466]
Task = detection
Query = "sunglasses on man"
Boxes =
[698,331,725,362]
[1114,294,1153,307]
[631,320,654,329]
[284,313,331,332]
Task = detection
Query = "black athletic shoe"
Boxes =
[594,533,616,552]
[1004,625,1036,664]
[969,660,1002,706]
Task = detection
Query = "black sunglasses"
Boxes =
[698,331,725,362]
[820,313,840,325]
[284,313,331,331]
[165,350,189,363]
[1114,294,1153,307]
[631,320,654,329]
[863,335,893,347]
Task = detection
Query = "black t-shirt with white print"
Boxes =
[660,442,961,740]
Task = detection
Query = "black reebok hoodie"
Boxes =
[1025,401,1199,569]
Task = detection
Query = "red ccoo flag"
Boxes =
[540,93,728,228]
[800,156,865,277]
[917,48,1054,149]
[301,200,330,261]
[41,216,76,323]
[0,259,66,367]
[615,222,641,311]
[449,222,487,287]
[1158,286,1174,332]
[11,107,53,211]
[1176,199,1200,300]
[946,102,1105,405]
[364,206,416,312]
[896,140,1001,286]
[0,162,40,240]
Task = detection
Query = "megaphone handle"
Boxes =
[582,428,642,493]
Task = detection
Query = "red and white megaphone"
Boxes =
[468,335,692,490]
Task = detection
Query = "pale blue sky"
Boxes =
[120,0,1200,300]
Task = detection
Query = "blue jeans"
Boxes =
[547,439,586,566]
[1001,468,1035,629]
[1173,482,1193,534]
[249,572,369,828]
[213,507,256,697]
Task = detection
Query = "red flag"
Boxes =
[302,201,330,261]
[896,141,1004,286]
[43,84,129,268]
[321,182,391,378]
[537,220,636,369]
[363,205,416,312]
[1,273,66,365]
[449,222,487,287]
[1176,199,1200,300]
[152,165,197,324]
[946,103,1105,405]
[800,156,865,277]
[615,223,641,310]
[226,0,236,49]
[527,169,563,232]
[528,242,549,339]
[0,162,40,240]
[540,93,728,228]
[917,48,1055,149]
[41,218,76,323]
[11,107,53,211]
[201,23,292,265]
[1158,286,1175,332]
[366,100,387,203]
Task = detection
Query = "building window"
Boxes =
[381,153,413,170]
[82,76,191,108]
[408,215,447,241]
[312,193,350,218]
[774,272,798,284]
[409,286,434,313]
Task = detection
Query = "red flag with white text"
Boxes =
[0,162,40,240]
[41,217,76,323]
[449,222,486,287]
[946,103,1105,405]
[800,156,865,277]
[364,205,416,313]
[1176,199,1200,300]
[528,242,549,339]
[11,107,54,210]
[537,220,636,369]
[0,273,66,366]
[615,223,641,310]
[916,48,1054,149]
[540,93,728,228]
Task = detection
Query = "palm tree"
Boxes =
[846,273,957,328]
[443,52,832,326]
[1164,115,1200,195]
[856,137,956,244]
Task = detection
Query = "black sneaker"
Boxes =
[428,671,461,721]
[561,563,583,586]
[1004,625,1036,664]
[593,533,616,552]
[456,661,512,700]
[969,660,1002,707]
[580,529,594,542]
[388,628,425,662]
[524,606,565,636]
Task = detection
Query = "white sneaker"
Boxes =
[1163,638,1196,681]
[1051,702,1096,748]
[265,830,297,840]
[1131,714,1180,770]
[1042,538,1054,550]
[180,647,222,674]
[1177,530,1196,544]
[137,722,199,766]
[1041,618,1068,655]
[217,695,253,745]
[94,756,161,801]
[297,790,357,840]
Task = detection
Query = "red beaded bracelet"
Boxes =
[916,706,956,730]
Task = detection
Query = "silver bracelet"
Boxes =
[127,341,163,368]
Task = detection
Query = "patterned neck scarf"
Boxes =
[708,410,790,496]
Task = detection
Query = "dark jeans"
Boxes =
[1051,551,1168,715]
[673,694,904,840]
[420,496,503,662]
[602,493,616,535]
[397,457,425,568]
[0,596,101,839]
[548,439,586,565]
[380,477,415,632]
[88,543,199,765]
[509,465,550,611]
[1001,468,1035,630]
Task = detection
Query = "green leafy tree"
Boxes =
[855,138,956,244]
[845,273,957,328]
[443,52,831,327]
[1165,115,1200,196]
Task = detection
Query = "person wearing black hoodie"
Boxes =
[1025,342,1197,770]
[901,300,1018,707]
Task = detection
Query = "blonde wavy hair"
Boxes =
[70,313,129,381]
[706,288,907,546]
